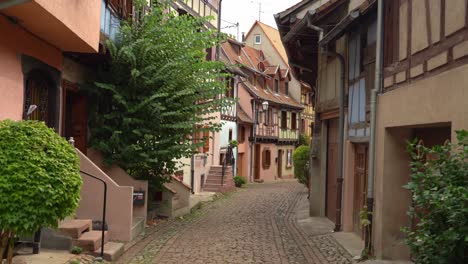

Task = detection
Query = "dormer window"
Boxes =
[254,34,261,44]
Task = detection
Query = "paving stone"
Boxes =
[117,182,352,264]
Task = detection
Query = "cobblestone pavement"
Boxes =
[118,181,352,264]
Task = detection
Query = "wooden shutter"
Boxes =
[203,130,210,153]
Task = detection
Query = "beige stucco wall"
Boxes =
[277,145,295,179]
[0,15,62,121]
[373,64,468,260]
[76,150,133,242]
[317,37,346,109]
[86,150,148,221]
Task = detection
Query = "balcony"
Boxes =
[279,128,298,140]
[255,124,278,140]
[1,0,102,53]
[221,102,236,122]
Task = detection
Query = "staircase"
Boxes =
[203,165,236,193]
[58,219,124,261]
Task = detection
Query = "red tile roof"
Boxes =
[238,105,253,124]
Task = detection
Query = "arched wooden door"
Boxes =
[23,70,57,129]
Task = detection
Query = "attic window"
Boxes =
[254,34,261,44]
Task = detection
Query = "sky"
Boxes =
[220,0,302,41]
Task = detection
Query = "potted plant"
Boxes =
[233,176,246,188]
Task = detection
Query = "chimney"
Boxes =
[241,32,246,43]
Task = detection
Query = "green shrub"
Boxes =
[293,145,310,187]
[299,134,311,146]
[403,130,468,263]
[234,176,246,187]
[0,120,82,260]
[70,246,83,255]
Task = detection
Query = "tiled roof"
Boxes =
[264,65,279,76]
[221,39,302,109]
[241,78,303,109]
[238,105,253,124]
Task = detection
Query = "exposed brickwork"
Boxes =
[118,181,352,264]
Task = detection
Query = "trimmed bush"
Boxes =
[0,120,82,259]
[293,145,310,187]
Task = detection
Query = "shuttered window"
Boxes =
[262,149,271,169]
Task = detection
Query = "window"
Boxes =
[301,119,306,133]
[291,113,297,130]
[265,108,273,126]
[285,82,289,96]
[254,34,261,44]
[310,122,314,137]
[286,150,293,167]
[281,111,287,129]
[239,126,245,143]
[274,79,279,93]
[228,128,233,141]
[262,149,271,169]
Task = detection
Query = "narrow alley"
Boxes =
[118,181,352,264]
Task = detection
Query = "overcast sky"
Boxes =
[221,0,302,41]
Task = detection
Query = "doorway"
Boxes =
[326,118,339,224]
[254,144,261,180]
[62,81,88,154]
[277,150,283,178]
[353,144,368,238]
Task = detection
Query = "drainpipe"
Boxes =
[215,0,223,61]
[366,0,383,254]
[307,23,346,231]
[324,51,346,232]
[249,100,257,182]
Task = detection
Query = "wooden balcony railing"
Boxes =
[255,124,278,138]
[221,103,236,121]
[279,128,299,140]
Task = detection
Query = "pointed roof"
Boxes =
[245,21,289,66]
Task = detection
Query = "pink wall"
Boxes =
[76,150,134,242]
[2,0,101,52]
[238,85,253,118]
[0,15,62,121]
[257,143,277,182]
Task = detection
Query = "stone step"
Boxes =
[73,231,109,252]
[58,219,92,239]
[92,241,124,261]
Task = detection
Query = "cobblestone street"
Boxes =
[117,181,352,264]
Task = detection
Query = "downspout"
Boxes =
[307,23,346,231]
[366,0,383,254]
[249,100,257,182]
[216,0,223,61]
[324,51,346,232]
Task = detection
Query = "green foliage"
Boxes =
[87,2,231,190]
[70,246,83,255]
[234,176,246,187]
[403,130,468,263]
[229,140,238,148]
[299,134,311,146]
[293,145,310,187]
[0,120,82,234]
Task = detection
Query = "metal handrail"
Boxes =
[79,170,107,260]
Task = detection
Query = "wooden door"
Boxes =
[254,145,261,180]
[326,119,339,223]
[277,150,283,178]
[353,144,368,238]
[64,89,88,154]
[237,153,243,176]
